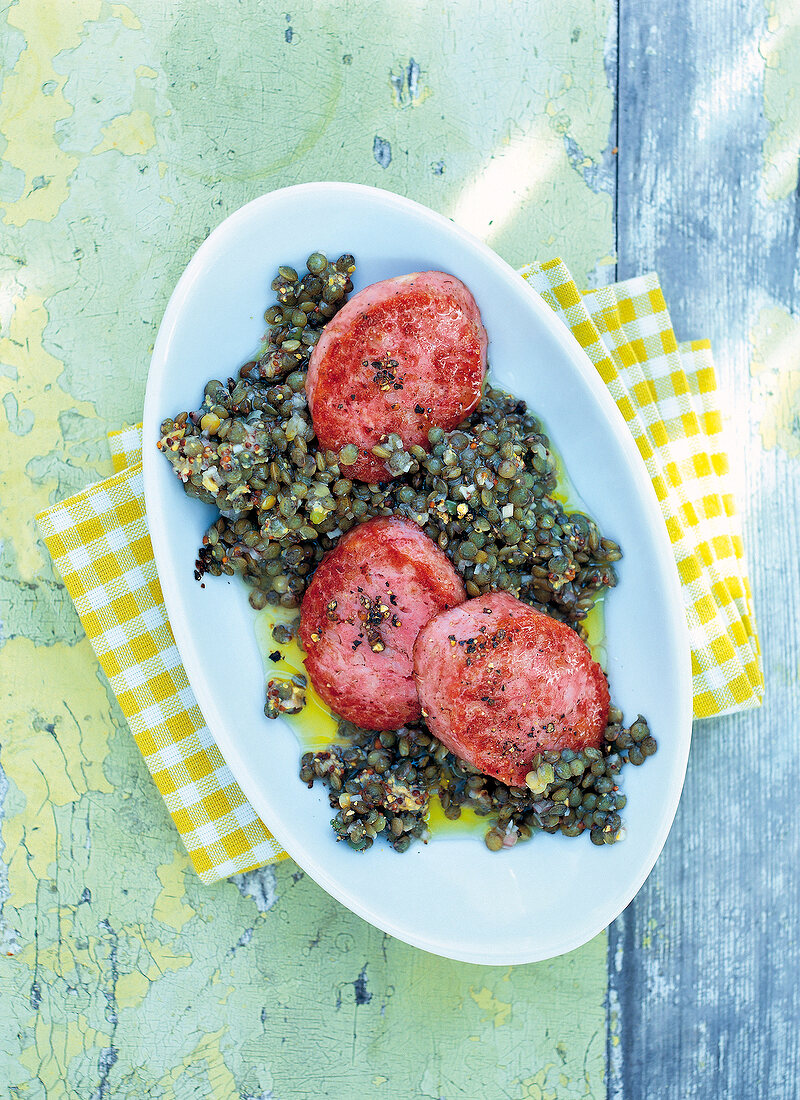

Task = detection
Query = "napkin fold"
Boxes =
[36,426,286,881]
[521,261,763,717]
[36,261,763,883]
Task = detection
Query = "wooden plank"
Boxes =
[611,0,800,1096]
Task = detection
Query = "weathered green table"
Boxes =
[1,2,797,1097]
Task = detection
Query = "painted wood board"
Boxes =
[2,0,798,1093]
[610,0,800,1097]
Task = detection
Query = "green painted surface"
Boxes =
[1,1,615,1093]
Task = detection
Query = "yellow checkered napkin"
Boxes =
[521,260,763,717]
[36,429,287,882]
[35,261,762,884]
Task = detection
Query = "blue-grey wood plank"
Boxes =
[610,1,800,1098]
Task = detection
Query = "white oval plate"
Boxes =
[143,182,692,965]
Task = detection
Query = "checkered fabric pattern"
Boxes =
[35,261,762,884]
[108,424,142,471]
[36,434,286,882]
[521,260,763,716]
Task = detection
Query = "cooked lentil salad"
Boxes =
[158,251,657,853]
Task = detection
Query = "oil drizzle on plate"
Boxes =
[254,607,489,839]
[425,798,487,840]
[254,606,337,751]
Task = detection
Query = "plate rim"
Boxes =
[142,181,693,964]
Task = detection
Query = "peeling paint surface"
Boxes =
[6,0,796,1093]
[0,0,615,1094]
[749,303,800,458]
[761,1,800,201]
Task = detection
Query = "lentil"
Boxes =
[302,711,655,852]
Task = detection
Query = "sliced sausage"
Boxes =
[307,271,488,483]
[299,516,466,729]
[413,592,610,787]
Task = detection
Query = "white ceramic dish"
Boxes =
[143,182,692,964]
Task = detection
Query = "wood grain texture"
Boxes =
[610,1,800,1097]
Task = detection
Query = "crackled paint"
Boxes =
[9,0,798,1095]
[761,1,800,201]
[91,109,157,156]
[0,295,102,578]
[0,0,617,1094]
[749,304,800,458]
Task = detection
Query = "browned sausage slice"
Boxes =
[413,592,610,786]
[299,517,466,729]
[306,271,488,483]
